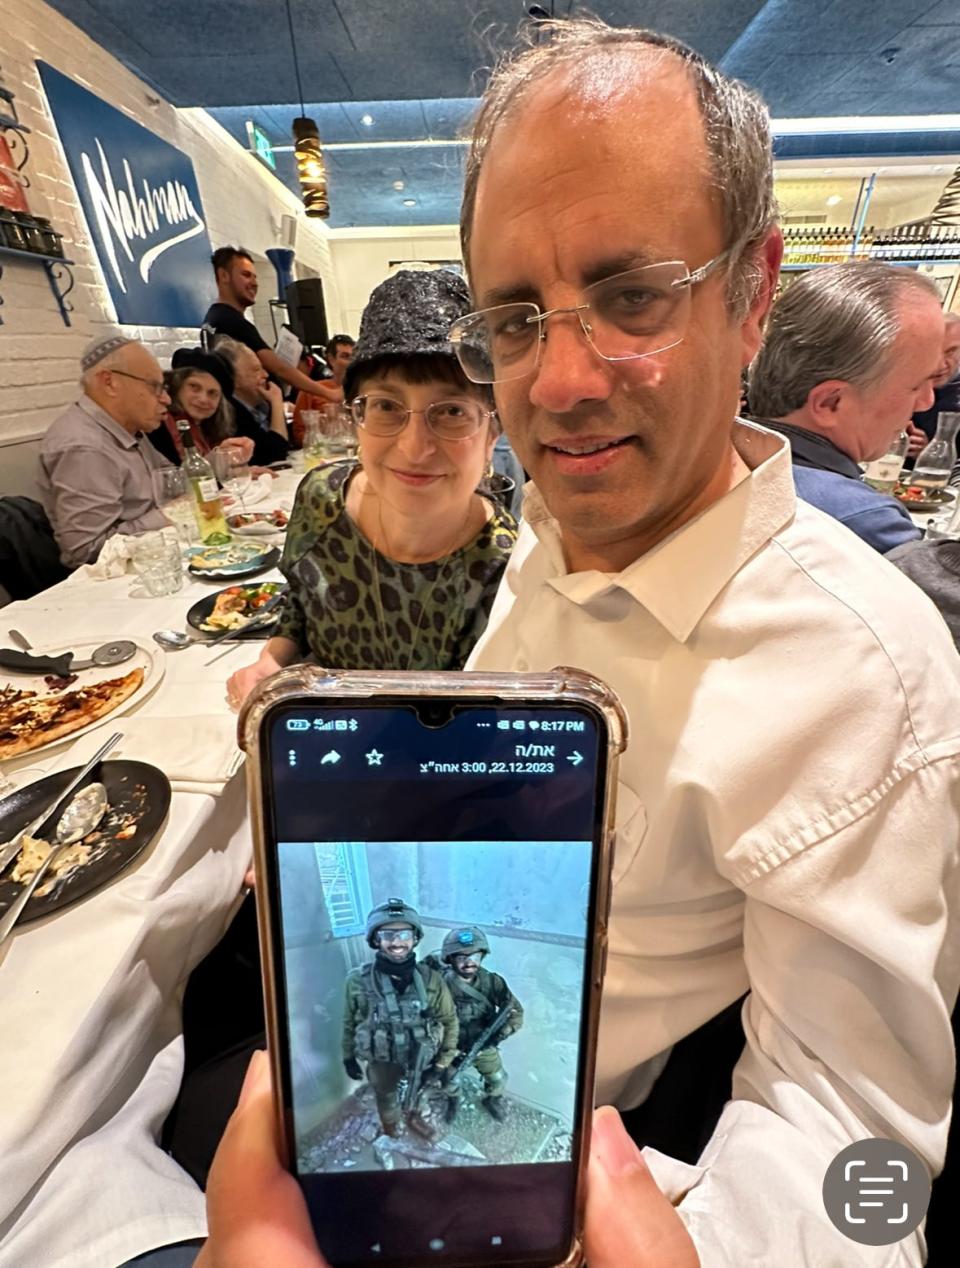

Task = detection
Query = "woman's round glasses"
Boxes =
[448,252,730,385]
[350,395,494,441]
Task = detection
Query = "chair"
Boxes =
[0,496,70,601]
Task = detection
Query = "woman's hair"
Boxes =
[351,352,498,430]
[164,366,236,444]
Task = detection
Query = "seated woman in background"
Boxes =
[227,268,518,706]
[214,336,292,467]
[149,347,254,467]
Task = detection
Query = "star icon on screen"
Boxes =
[365,749,384,766]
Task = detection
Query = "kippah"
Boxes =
[81,332,137,372]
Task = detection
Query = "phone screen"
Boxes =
[260,696,609,1268]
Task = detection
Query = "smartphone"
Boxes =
[242,667,626,1268]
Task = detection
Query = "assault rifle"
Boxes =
[446,1004,515,1095]
[402,1039,433,1112]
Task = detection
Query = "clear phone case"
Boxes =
[240,666,627,1268]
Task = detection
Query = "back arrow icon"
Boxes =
[568,751,583,766]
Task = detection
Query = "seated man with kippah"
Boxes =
[38,334,173,568]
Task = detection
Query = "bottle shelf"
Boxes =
[0,81,72,326]
[0,245,76,327]
[782,259,960,271]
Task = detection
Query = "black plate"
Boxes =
[0,761,171,924]
[186,582,287,640]
[186,544,281,581]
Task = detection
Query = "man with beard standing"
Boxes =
[341,899,457,1138]
[430,927,524,1123]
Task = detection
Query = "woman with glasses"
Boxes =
[226,270,517,706]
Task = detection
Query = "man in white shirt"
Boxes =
[193,19,960,1268]
[453,17,960,1268]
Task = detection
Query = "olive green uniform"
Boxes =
[342,959,458,1133]
[437,963,523,1098]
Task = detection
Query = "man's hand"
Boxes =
[196,1050,327,1268]
[343,1056,363,1081]
[584,1106,700,1268]
[217,436,255,465]
[260,380,284,409]
[906,422,927,459]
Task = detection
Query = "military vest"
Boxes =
[354,962,443,1065]
[442,967,496,1045]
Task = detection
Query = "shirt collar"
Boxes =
[523,419,797,643]
[76,394,141,450]
[756,417,861,478]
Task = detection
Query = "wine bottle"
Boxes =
[177,421,231,545]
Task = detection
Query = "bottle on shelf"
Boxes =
[905,413,960,494]
[176,421,231,545]
[861,431,910,493]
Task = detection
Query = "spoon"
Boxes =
[0,640,138,677]
[0,782,108,945]
[152,629,202,651]
[0,730,122,876]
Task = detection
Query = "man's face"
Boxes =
[377,922,415,962]
[935,320,960,387]
[845,296,945,462]
[222,256,259,308]
[234,346,267,398]
[468,56,778,572]
[328,342,354,384]
[98,346,170,433]
[451,952,482,980]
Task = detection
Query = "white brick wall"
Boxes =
[0,0,345,487]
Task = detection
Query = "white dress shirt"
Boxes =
[469,420,960,1266]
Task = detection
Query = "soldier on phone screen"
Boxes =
[431,926,524,1123]
[341,899,458,1138]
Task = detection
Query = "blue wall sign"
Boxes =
[38,62,213,328]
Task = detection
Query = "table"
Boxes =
[0,470,299,1268]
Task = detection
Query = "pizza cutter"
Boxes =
[0,640,138,677]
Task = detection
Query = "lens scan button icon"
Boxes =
[822,1138,930,1246]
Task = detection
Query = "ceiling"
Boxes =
[43,1,960,228]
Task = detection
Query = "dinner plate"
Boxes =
[226,510,289,537]
[186,582,287,639]
[0,638,164,763]
[893,486,957,514]
[186,543,281,580]
[0,760,171,924]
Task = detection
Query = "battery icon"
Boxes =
[286,718,310,731]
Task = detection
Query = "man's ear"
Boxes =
[807,379,849,427]
[740,227,784,366]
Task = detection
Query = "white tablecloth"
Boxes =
[0,471,299,1268]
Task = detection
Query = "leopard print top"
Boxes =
[275,461,518,670]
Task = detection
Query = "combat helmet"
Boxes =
[365,897,424,949]
[441,926,490,963]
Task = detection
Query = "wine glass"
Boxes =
[224,461,252,510]
[152,467,196,545]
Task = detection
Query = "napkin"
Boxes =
[49,714,244,796]
[221,475,273,510]
[66,533,138,582]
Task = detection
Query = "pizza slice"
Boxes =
[0,667,145,761]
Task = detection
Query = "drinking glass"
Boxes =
[132,529,184,597]
[153,467,197,545]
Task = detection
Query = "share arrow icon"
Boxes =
[567,751,583,766]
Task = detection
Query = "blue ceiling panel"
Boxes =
[40,1,960,228]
